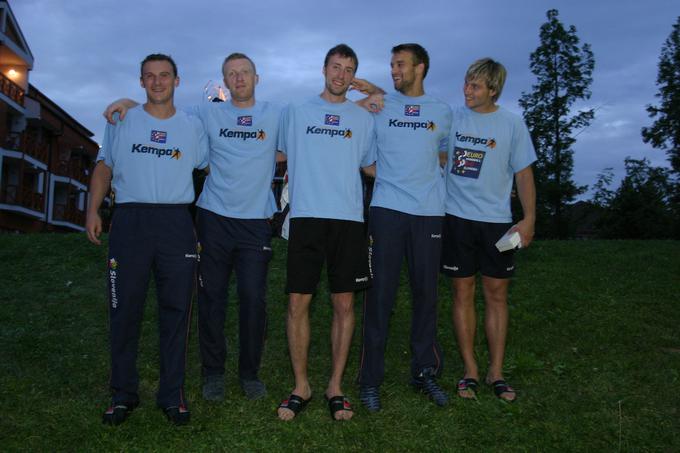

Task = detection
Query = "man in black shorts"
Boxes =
[276,44,376,421]
[442,58,536,402]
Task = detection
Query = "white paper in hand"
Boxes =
[495,228,522,252]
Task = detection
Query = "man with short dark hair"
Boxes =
[87,53,209,426]
[276,44,376,422]
[353,43,452,411]
[442,58,536,403]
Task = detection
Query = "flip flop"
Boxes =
[325,395,353,421]
[490,379,516,402]
[278,394,312,419]
[456,377,479,399]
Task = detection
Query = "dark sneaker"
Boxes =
[359,386,382,412]
[412,368,449,407]
[202,375,225,401]
[164,404,190,426]
[102,401,139,426]
[239,378,267,400]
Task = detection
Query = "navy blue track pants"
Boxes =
[196,208,272,380]
[107,204,196,408]
[359,207,444,387]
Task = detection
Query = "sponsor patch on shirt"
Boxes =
[150,130,167,143]
[325,114,340,126]
[237,115,252,126]
[404,104,420,116]
[452,147,486,179]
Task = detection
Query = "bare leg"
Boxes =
[278,292,313,420]
[326,292,354,420]
[481,275,515,401]
[452,276,478,398]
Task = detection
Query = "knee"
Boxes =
[287,296,310,319]
[332,297,354,318]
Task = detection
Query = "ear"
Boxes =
[174,76,180,88]
[415,62,425,78]
[322,65,327,77]
[139,78,144,88]
[255,74,259,85]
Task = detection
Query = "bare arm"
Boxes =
[361,163,376,178]
[351,78,386,96]
[85,161,113,245]
[513,165,536,248]
[352,78,386,113]
[276,151,287,163]
[103,98,139,124]
[439,151,448,168]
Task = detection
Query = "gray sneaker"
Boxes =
[239,378,267,400]
[202,375,225,401]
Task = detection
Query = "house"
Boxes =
[0,0,100,232]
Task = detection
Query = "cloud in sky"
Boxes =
[11,0,678,193]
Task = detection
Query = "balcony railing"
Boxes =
[2,131,49,163]
[54,158,90,185]
[0,183,44,212]
[0,71,25,106]
[52,201,84,226]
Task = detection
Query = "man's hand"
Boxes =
[350,78,382,96]
[513,165,536,248]
[103,98,138,124]
[511,218,534,249]
[86,211,103,245]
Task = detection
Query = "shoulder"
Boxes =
[260,100,286,119]
[171,109,206,134]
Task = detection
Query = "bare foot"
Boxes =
[486,377,516,402]
[326,395,354,421]
[457,376,479,399]
[277,387,312,421]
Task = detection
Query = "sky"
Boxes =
[10,0,679,197]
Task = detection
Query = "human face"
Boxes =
[391,50,420,94]
[464,77,497,113]
[140,60,178,105]
[223,58,258,104]
[322,54,356,99]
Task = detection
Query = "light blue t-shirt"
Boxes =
[445,106,536,223]
[278,96,376,222]
[190,101,283,219]
[370,92,452,216]
[98,106,209,204]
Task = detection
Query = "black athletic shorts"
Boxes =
[286,217,371,294]
[441,214,515,279]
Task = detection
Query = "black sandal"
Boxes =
[490,380,516,402]
[278,394,312,418]
[325,395,353,421]
[456,377,479,399]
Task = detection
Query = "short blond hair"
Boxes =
[465,58,507,102]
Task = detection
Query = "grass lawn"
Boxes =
[1,234,678,452]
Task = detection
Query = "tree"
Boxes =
[519,9,594,238]
[595,158,677,239]
[642,16,680,175]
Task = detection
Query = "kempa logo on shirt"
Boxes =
[455,132,496,148]
[388,119,436,131]
[219,128,266,141]
[431,233,441,239]
[131,143,182,159]
[306,125,352,139]
[443,264,459,271]
[355,276,369,283]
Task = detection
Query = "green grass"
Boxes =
[1,234,678,452]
